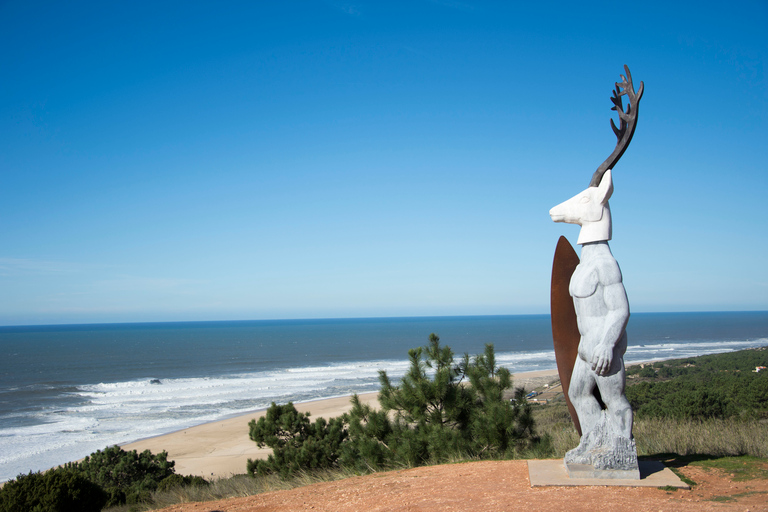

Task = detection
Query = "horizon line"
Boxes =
[1,309,767,330]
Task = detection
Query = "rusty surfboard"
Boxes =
[550,236,582,435]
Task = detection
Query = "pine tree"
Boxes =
[464,344,536,455]
[348,334,537,466]
[248,334,540,475]
[379,333,473,428]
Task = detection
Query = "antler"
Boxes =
[589,65,644,187]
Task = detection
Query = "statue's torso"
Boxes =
[569,244,628,361]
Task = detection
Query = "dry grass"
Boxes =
[532,402,768,459]
[634,418,768,458]
[530,402,579,456]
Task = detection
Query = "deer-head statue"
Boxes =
[549,65,643,245]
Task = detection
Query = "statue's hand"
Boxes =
[591,344,613,376]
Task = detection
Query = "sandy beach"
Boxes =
[122,368,560,480]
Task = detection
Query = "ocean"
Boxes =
[1,312,766,482]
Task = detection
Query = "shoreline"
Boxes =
[121,368,561,480]
[16,358,703,484]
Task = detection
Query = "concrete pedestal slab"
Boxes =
[527,459,690,488]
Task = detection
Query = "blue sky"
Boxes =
[1,1,766,325]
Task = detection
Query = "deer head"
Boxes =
[549,65,643,245]
[550,169,614,244]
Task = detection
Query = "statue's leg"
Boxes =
[568,358,602,435]
[594,355,633,439]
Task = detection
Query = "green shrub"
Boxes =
[0,469,107,512]
[247,403,348,478]
[64,445,176,507]
[156,473,209,492]
[626,369,767,420]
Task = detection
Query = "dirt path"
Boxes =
[155,459,768,512]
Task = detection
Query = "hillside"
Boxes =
[152,459,768,512]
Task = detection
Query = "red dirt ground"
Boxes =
[155,460,768,512]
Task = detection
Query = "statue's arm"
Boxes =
[591,262,630,376]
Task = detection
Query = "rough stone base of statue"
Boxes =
[564,411,640,480]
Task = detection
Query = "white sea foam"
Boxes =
[0,360,407,482]
[1,338,766,482]
[624,339,767,362]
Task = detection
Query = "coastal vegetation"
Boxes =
[0,447,206,512]
[624,348,768,420]
[247,335,539,477]
[63,446,179,507]
[0,468,107,512]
